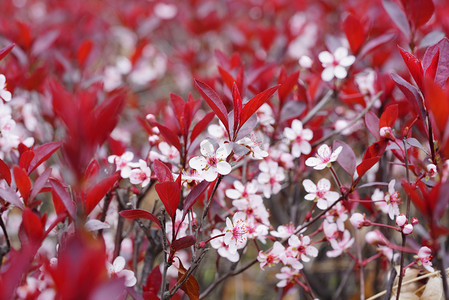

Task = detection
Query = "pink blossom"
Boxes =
[384,180,401,220]
[283,119,313,157]
[257,241,285,269]
[318,47,355,82]
[224,212,248,253]
[129,159,152,187]
[108,151,134,178]
[417,246,434,272]
[275,266,302,288]
[189,139,232,182]
[303,178,339,210]
[305,144,342,170]
[0,74,11,102]
[270,224,299,239]
[257,161,285,198]
[288,234,318,263]
[327,230,354,257]
[107,256,137,287]
[402,224,413,235]
[210,229,240,262]
[350,213,367,229]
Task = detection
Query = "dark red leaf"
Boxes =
[407,0,434,29]
[425,48,439,80]
[356,140,388,177]
[343,14,365,54]
[84,173,119,215]
[120,209,161,229]
[28,141,62,174]
[0,158,11,186]
[232,82,242,136]
[194,80,229,134]
[278,71,300,107]
[13,166,31,204]
[151,121,181,152]
[0,43,14,61]
[365,111,380,140]
[153,160,174,183]
[155,180,180,220]
[85,159,100,182]
[390,73,426,123]
[29,168,52,202]
[334,140,356,176]
[382,0,411,39]
[108,136,126,156]
[190,111,215,145]
[422,37,449,87]
[182,180,210,218]
[172,235,196,252]
[398,46,424,90]
[424,78,449,138]
[239,85,279,129]
[50,179,76,219]
[379,104,398,129]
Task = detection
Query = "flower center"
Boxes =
[207,156,218,166]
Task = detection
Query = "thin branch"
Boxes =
[302,90,334,125]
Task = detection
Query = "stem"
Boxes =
[0,214,11,267]
[43,212,68,239]
[302,90,334,125]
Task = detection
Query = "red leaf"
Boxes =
[422,37,449,87]
[365,111,380,140]
[425,49,439,80]
[77,39,93,67]
[13,166,31,204]
[0,185,23,209]
[29,168,52,202]
[174,259,199,300]
[28,141,62,174]
[170,93,186,134]
[217,66,235,91]
[424,78,449,137]
[343,14,365,54]
[120,209,161,229]
[391,73,426,123]
[84,159,100,182]
[334,140,356,176]
[232,82,242,135]
[379,104,398,129]
[356,140,388,177]
[190,111,215,145]
[19,150,34,171]
[194,80,229,134]
[407,0,434,29]
[108,136,126,156]
[278,71,300,107]
[84,173,119,215]
[182,180,210,218]
[143,266,162,300]
[382,0,411,39]
[359,33,396,58]
[0,43,14,61]
[151,121,181,152]
[0,158,11,186]
[50,179,76,219]
[22,208,44,243]
[155,179,180,220]
[239,85,279,129]
[398,46,424,90]
[153,160,174,183]
[172,235,196,252]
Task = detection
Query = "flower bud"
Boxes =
[403,224,413,235]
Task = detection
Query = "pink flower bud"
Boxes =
[411,217,419,225]
[403,224,413,235]
[395,214,407,227]
[350,213,365,229]
[379,127,393,140]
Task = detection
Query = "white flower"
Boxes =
[288,234,318,263]
[257,161,285,198]
[318,47,355,82]
[129,159,152,187]
[108,151,134,178]
[395,214,407,227]
[107,256,137,287]
[189,140,232,182]
[236,133,268,160]
[403,224,413,235]
[299,56,313,68]
[209,229,240,262]
[223,212,248,253]
[384,180,400,220]
[417,246,434,272]
[305,144,342,170]
[257,241,285,269]
[350,213,366,229]
[327,230,354,257]
[303,178,339,210]
[275,266,302,288]
[283,120,313,158]
[0,75,12,102]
